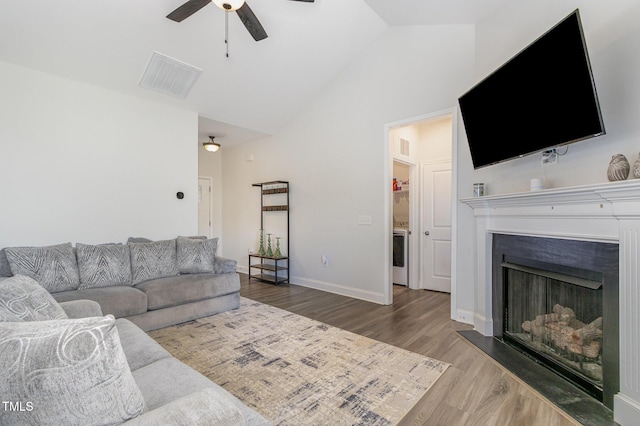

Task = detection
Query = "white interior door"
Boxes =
[421,162,452,292]
[198,177,212,238]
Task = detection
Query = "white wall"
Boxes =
[416,116,453,163]
[0,61,198,247]
[222,25,475,303]
[455,0,640,323]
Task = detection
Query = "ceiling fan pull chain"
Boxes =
[225,11,230,58]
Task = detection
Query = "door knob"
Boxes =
[424,231,430,236]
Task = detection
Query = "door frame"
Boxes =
[393,158,419,289]
[383,107,458,312]
[198,176,213,239]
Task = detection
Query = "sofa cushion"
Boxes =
[135,273,240,311]
[129,239,179,285]
[176,236,218,274]
[53,286,147,318]
[59,299,104,319]
[0,248,11,277]
[132,357,269,424]
[4,243,80,293]
[76,243,132,289]
[0,275,67,321]
[0,315,145,425]
[115,318,172,371]
[133,358,215,411]
[214,256,238,274]
[124,387,246,426]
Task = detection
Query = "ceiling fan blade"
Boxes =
[167,0,211,22]
[236,3,268,41]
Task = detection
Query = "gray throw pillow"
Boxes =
[0,248,12,277]
[129,239,179,285]
[76,243,132,289]
[5,243,80,293]
[127,237,153,243]
[176,236,218,274]
[0,275,68,322]
[0,315,146,425]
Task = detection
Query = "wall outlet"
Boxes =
[321,254,329,267]
[248,248,254,254]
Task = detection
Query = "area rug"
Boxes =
[148,297,449,425]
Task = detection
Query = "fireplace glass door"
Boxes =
[503,262,604,396]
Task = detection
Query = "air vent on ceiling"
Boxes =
[139,52,202,99]
[400,138,410,156]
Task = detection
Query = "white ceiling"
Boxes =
[0,0,509,147]
[364,0,510,25]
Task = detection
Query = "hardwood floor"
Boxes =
[240,275,579,426]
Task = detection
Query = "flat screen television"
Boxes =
[458,9,605,169]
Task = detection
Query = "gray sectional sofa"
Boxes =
[0,236,241,331]
[0,275,271,425]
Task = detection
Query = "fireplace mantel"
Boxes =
[462,179,640,425]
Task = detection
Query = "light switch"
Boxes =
[358,215,372,225]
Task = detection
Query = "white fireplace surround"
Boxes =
[462,180,640,425]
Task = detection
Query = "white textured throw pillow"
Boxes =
[0,315,145,425]
[0,275,67,321]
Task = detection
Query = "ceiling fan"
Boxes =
[167,0,314,42]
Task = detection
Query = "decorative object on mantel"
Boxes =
[530,178,544,191]
[274,237,282,258]
[473,182,485,197]
[266,233,273,257]
[607,154,630,181]
[257,230,266,256]
[633,153,640,178]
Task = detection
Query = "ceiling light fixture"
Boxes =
[203,136,221,152]
[212,0,245,11]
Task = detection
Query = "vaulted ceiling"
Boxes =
[0,0,509,146]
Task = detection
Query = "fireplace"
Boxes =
[462,180,640,424]
[492,234,619,408]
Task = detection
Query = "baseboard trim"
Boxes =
[454,309,474,325]
[615,393,640,425]
[473,313,493,336]
[291,276,386,305]
[237,267,394,305]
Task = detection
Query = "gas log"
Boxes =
[521,304,603,359]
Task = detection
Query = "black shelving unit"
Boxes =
[248,181,289,285]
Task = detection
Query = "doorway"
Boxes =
[385,110,455,303]
[198,176,212,238]
[393,161,411,286]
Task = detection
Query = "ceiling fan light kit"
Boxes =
[166,0,315,48]
[212,0,244,11]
